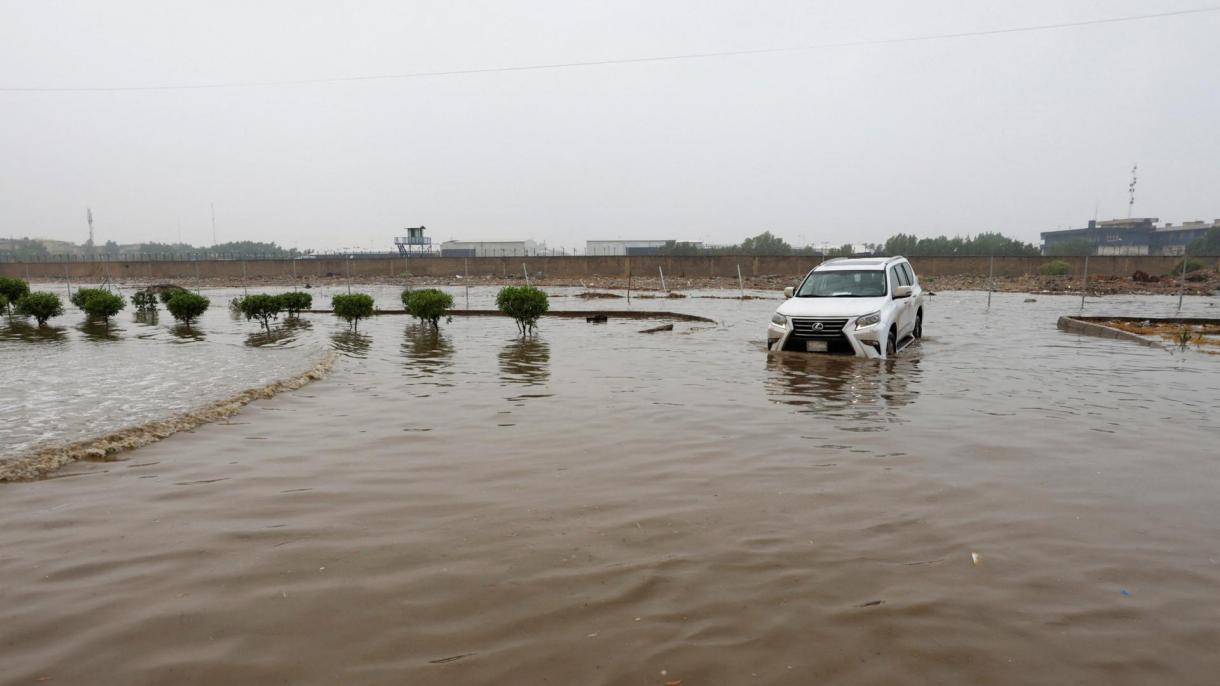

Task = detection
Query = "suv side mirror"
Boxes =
[893,285,913,298]
[784,286,794,298]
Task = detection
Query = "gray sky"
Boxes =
[2,0,1218,252]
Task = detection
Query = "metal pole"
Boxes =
[523,263,530,286]
[64,264,71,300]
[346,256,352,294]
[1177,248,1188,310]
[627,267,631,304]
[659,265,667,292]
[737,264,745,298]
[1080,253,1089,309]
[464,258,469,309]
[987,255,994,309]
[242,259,248,297]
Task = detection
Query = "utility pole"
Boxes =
[211,202,217,246]
[1127,164,1138,218]
[86,207,95,257]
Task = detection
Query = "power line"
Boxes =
[3,5,1217,93]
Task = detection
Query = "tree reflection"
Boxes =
[0,319,68,344]
[78,321,121,342]
[331,329,371,358]
[401,323,454,379]
[499,336,550,386]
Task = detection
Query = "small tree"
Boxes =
[0,276,30,313]
[132,289,159,312]
[157,285,189,304]
[71,287,126,323]
[403,288,453,330]
[166,291,210,329]
[277,291,313,317]
[238,294,282,332]
[15,292,64,327]
[332,293,375,331]
[0,293,7,313]
[496,286,549,335]
[1039,260,1072,276]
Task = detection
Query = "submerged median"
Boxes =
[0,352,336,482]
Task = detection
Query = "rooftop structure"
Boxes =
[440,239,542,257]
[393,226,434,257]
[585,240,701,256]
[1041,218,1217,256]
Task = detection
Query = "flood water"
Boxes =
[2,286,1219,685]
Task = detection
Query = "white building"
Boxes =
[440,240,542,257]
[586,240,688,256]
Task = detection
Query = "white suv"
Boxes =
[766,256,926,358]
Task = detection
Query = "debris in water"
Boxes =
[639,323,674,334]
[586,314,608,323]
[1120,588,1132,597]
[971,552,981,566]
[856,600,884,607]
[428,653,475,664]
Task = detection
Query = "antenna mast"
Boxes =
[1127,164,1138,218]
[86,207,95,255]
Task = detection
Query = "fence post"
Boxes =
[987,255,994,309]
[523,263,530,286]
[737,263,745,298]
[1177,248,1188,310]
[659,265,667,292]
[1080,253,1089,309]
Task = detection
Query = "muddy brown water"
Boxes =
[2,288,1219,685]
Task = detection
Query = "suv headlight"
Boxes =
[855,311,881,329]
[771,312,787,326]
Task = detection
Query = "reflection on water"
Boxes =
[245,320,311,348]
[401,324,454,382]
[331,329,372,358]
[0,319,68,344]
[132,311,159,327]
[78,321,121,343]
[499,336,550,386]
[764,352,920,429]
[169,324,205,342]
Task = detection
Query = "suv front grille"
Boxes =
[789,318,849,340]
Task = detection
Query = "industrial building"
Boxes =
[440,239,542,257]
[585,240,702,256]
[1040,218,1217,256]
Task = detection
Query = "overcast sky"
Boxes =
[2,0,1218,252]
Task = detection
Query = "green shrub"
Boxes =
[0,276,30,312]
[157,285,188,304]
[403,288,453,329]
[0,293,7,313]
[132,289,159,312]
[332,293,375,330]
[277,291,313,317]
[238,293,282,332]
[1169,258,1205,276]
[1039,260,1072,277]
[71,288,126,322]
[166,291,210,329]
[15,291,64,326]
[496,286,549,335]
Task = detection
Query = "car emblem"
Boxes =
[812,322,824,331]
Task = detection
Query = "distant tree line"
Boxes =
[654,230,1036,257]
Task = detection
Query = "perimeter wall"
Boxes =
[1,255,1213,282]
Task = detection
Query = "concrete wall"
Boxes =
[2,254,1215,282]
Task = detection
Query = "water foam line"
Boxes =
[0,352,337,482]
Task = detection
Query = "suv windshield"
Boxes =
[796,270,888,297]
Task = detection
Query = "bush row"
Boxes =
[3,278,552,335]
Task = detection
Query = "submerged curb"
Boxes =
[0,352,337,482]
[305,309,717,323]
